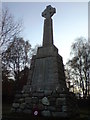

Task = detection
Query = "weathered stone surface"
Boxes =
[44,106,48,110]
[23,85,31,93]
[42,97,50,105]
[52,112,67,117]
[44,90,52,96]
[16,108,22,113]
[19,98,25,103]
[14,98,19,103]
[62,105,67,112]
[15,94,22,98]
[38,104,45,110]
[56,106,62,112]
[20,103,26,109]
[33,92,44,98]
[47,106,56,111]
[49,97,56,105]
[25,97,32,104]
[59,94,66,98]
[32,97,38,104]
[12,103,19,108]
[51,91,59,97]
[26,104,32,109]
[22,93,29,97]
[11,108,16,112]
[23,109,32,114]
[56,98,65,106]
[41,110,51,117]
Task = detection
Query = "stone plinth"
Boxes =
[11,90,79,117]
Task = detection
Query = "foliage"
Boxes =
[1,7,40,103]
[2,37,31,80]
[2,36,39,100]
[65,37,90,98]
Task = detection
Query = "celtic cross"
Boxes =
[42,5,56,19]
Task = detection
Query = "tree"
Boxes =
[31,44,41,55]
[0,7,22,51]
[2,66,15,102]
[65,37,90,98]
[2,37,31,83]
[82,42,90,97]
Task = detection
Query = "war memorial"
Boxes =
[11,5,78,118]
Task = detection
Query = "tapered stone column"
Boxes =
[43,18,53,46]
[42,5,56,46]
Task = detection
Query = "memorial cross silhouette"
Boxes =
[42,5,56,46]
[42,5,56,19]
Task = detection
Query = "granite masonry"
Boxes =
[11,5,79,118]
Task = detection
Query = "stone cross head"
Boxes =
[42,5,56,19]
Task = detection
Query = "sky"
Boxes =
[2,2,88,64]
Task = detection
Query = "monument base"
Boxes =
[11,89,79,117]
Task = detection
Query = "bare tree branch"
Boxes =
[0,7,23,51]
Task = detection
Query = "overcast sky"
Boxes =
[2,2,88,64]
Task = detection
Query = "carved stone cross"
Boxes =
[42,5,56,19]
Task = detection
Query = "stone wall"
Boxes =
[11,90,79,117]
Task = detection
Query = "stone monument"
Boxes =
[11,5,78,118]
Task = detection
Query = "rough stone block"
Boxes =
[11,108,16,112]
[23,85,31,92]
[49,97,56,100]
[19,98,25,103]
[44,90,52,96]
[56,106,62,112]
[14,98,19,103]
[33,92,44,98]
[52,112,67,117]
[12,103,20,108]
[47,106,56,111]
[62,105,67,112]
[38,104,45,110]
[41,110,51,117]
[32,97,38,104]
[23,109,32,114]
[16,108,22,113]
[42,97,50,105]
[56,98,65,106]
[20,103,26,109]
[26,104,32,109]
[15,94,22,98]
[22,93,29,97]
[25,97,32,104]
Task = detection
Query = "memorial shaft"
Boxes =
[43,18,53,46]
[42,5,56,46]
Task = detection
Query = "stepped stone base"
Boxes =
[11,90,79,117]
